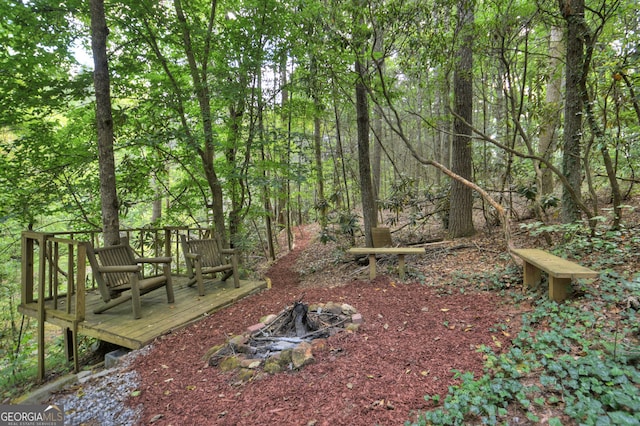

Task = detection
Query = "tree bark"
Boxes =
[560,0,585,223]
[310,58,327,230]
[90,0,120,246]
[173,0,227,245]
[356,58,377,247]
[449,0,475,238]
[538,26,564,196]
[372,28,384,205]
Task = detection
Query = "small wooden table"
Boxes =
[348,247,425,280]
[511,248,599,302]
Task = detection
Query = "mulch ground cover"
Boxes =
[128,227,521,425]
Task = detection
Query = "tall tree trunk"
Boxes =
[311,58,327,230]
[173,0,227,244]
[90,0,120,246]
[449,0,475,238]
[372,28,384,205]
[538,26,564,196]
[560,0,585,223]
[353,0,376,247]
[356,59,377,247]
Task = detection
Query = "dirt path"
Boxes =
[127,226,518,425]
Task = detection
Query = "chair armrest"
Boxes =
[184,252,201,260]
[98,265,141,273]
[136,256,172,264]
[220,249,238,255]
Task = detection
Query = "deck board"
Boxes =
[19,276,268,349]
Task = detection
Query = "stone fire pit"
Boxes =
[206,300,363,380]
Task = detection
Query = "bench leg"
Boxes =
[368,254,377,280]
[398,254,406,280]
[548,276,572,302]
[523,261,542,288]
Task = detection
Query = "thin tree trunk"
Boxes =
[90,0,120,246]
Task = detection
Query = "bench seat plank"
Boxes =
[511,248,598,302]
[511,248,598,278]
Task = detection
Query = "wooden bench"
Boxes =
[511,248,599,302]
[348,247,425,280]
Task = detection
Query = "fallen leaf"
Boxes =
[186,385,196,391]
[346,382,354,389]
[421,370,430,376]
[492,335,502,347]
[440,308,449,312]
[130,390,141,397]
[149,414,164,423]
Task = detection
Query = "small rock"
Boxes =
[228,335,248,347]
[202,344,225,361]
[311,338,328,352]
[246,322,266,334]
[346,323,360,332]
[341,303,357,314]
[218,356,241,371]
[291,342,314,369]
[324,302,343,315]
[260,314,278,324]
[351,313,364,324]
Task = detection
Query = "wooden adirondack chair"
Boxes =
[180,234,240,296]
[87,241,175,319]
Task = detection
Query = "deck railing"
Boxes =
[20,226,213,381]
[21,232,88,380]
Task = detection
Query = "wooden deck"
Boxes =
[19,276,268,349]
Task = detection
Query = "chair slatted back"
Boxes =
[184,238,223,268]
[93,245,140,288]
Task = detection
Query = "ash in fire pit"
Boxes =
[207,299,362,378]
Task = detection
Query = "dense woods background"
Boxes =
[1,0,639,408]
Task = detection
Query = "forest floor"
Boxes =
[41,203,640,425]
[126,223,525,425]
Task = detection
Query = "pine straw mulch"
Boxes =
[126,224,528,426]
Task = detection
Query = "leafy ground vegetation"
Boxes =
[406,222,640,425]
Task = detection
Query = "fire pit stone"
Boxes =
[206,300,362,379]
